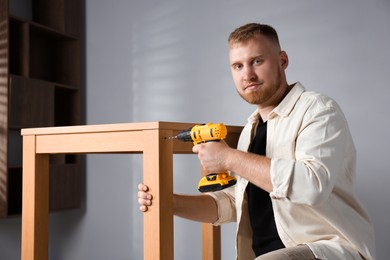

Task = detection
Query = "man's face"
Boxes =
[229,35,288,107]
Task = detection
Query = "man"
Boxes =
[138,23,376,259]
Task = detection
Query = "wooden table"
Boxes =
[21,122,243,260]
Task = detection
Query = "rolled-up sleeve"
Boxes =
[269,97,350,206]
[207,186,236,225]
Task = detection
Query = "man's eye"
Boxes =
[233,64,242,70]
[253,59,262,65]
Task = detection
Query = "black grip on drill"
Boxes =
[176,128,193,142]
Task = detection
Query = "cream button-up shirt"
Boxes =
[209,82,376,260]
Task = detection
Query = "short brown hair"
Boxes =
[228,23,280,47]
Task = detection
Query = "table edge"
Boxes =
[21,121,243,136]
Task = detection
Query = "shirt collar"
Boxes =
[247,82,305,123]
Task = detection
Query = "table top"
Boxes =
[21,121,243,136]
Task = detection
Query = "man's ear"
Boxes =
[280,51,289,69]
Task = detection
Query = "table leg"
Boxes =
[200,166,221,260]
[202,224,221,260]
[21,135,49,260]
[142,129,174,259]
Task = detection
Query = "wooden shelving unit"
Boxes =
[0,0,83,217]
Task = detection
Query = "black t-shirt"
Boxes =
[246,121,285,257]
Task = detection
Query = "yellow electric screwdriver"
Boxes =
[166,123,237,192]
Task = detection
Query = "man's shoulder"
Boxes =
[299,88,339,111]
[289,84,345,120]
[293,82,334,102]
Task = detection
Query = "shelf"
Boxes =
[7,167,23,215]
[8,75,80,129]
[10,74,79,90]
[49,164,81,211]
[9,18,28,76]
[55,87,80,126]
[7,164,81,216]
[10,15,78,40]
[8,75,54,128]
[9,0,81,37]
[7,129,22,166]
[29,27,79,85]
[1,0,83,218]
[9,16,80,86]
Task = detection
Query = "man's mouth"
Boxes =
[244,83,261,91]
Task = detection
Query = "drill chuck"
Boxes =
[176,128,193,142]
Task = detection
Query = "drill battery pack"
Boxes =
[198,173,237,192]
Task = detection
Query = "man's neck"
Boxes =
[257,83,293,122]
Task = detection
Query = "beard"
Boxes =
[237,89,265,104]
[238,73,282,105]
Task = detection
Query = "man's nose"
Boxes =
[243,66,257,82]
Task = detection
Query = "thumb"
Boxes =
[192,144,200,153]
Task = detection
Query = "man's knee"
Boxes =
[255,245,316,260]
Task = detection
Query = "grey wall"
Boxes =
[1,0,389,259]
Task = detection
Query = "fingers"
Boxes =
[192,144,200,153]
[192,142,228,173]
[139,205,148,212]
[138,183,148,192]
[138,183,152,212]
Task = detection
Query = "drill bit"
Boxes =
[164,135,177,140]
